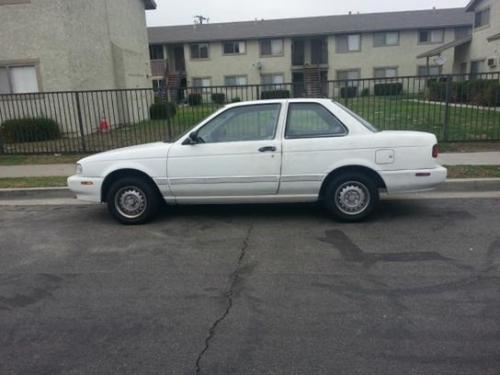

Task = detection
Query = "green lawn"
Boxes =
[446,165,500,179]
[0,176,67,188]
[341,97,500,141]
[2,98,500,154]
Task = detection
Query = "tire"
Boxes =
[106,177,160,225]
[323,172,379,222]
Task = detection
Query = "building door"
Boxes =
[174,46,186,72]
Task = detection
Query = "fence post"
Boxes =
[255,85,260,101]
[443,75,452,142]
[74,92,87,153]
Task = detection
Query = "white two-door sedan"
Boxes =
[68,99,447,224]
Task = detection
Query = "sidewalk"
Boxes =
[438,152,500,166]
[0,152,499,178]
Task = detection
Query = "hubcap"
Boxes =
[115,186,147,219]
[335,181,370,216]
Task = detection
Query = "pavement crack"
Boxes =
[195,224,254,375]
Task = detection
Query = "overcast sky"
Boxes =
[146,0,470,27]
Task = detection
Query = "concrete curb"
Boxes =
[0,187,73,200]
[0,178,499,200]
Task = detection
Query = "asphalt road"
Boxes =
[1,198,499,375]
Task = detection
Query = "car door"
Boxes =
[280,102,350,195]
[167,103,284,199]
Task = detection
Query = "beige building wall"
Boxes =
[0,0,153,136]
[466,0,500,71]
[0,0,152,92]
[184,39,293,87]
[328,28,457,80]
[168,27,461,92]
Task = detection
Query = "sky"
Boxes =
[146,0,470,27]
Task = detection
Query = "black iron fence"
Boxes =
[1,72,499,154]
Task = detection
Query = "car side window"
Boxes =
[285,103,347,139]
[196,104,281,143]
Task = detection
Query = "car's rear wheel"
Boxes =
[106,177,160,225]
[323,173,379,222]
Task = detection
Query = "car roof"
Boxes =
[224,98,333,108]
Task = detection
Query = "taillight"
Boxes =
[432,144,439,158]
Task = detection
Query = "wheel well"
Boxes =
[319,165,386,198]
[101,169,162,203]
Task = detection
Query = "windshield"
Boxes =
[334,102,379,133]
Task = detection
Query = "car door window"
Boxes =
[285,103,347,139]
[197,104,281,143]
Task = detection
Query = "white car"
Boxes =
[68,99,447,224]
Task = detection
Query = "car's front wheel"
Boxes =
[323,173,379,222]
[106,177,160,225]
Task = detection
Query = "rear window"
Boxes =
[335,102,379,133]
[285,103,347,139]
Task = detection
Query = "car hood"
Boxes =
[79,142,172,164]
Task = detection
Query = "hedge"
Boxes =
[261,90,290,99]
[149,102,177,120]
[231,97,241,103]
[0,117,61,143]
[188,93,203,106]
[374,83,403,96]
[428,79,500,107]
[211,93,226,104]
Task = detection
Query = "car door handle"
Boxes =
[258,146,277,152]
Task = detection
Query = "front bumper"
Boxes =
[380,166,448,194]
[67,175,104,203]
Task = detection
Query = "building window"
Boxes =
[455,26,472,40]
[192,77,211,92]
[470,60,485,77]
[417,65,442,76]
[336,34,361,53]
[260,39,284,56]
[0,65,39,94]
[374,67,398,78]
[152,79,166,91]
[419,29,444,44]
[261,73,284,90]
[337,69,360,82]
[190,43,209,59]
[149,45,164,60]
[373,32,399,47]
[474,8,490,28]
[223,41,246,55]
[224,75,247,86]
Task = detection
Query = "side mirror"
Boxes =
[182,131,199,145]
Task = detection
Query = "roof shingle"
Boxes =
[148,8,472,44]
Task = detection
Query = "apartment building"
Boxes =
[148,8,473,94]
[463,0,500,74]
[0,0,156,94]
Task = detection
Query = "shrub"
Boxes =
[261,90,290,99]
[149,102,177,120]
[374,83,403,96]
[231,97,241,103]
[211,93,226,105]
[0,117,61,143]
[340,86,357,98]
[427,79,500,106]
[360,88,370,97]
[188,93,203,106]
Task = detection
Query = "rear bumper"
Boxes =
[67,175,103,203]
[381,166,447,194]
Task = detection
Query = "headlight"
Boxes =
[75,163,83,175]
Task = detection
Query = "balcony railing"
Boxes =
[150,59,167,77]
